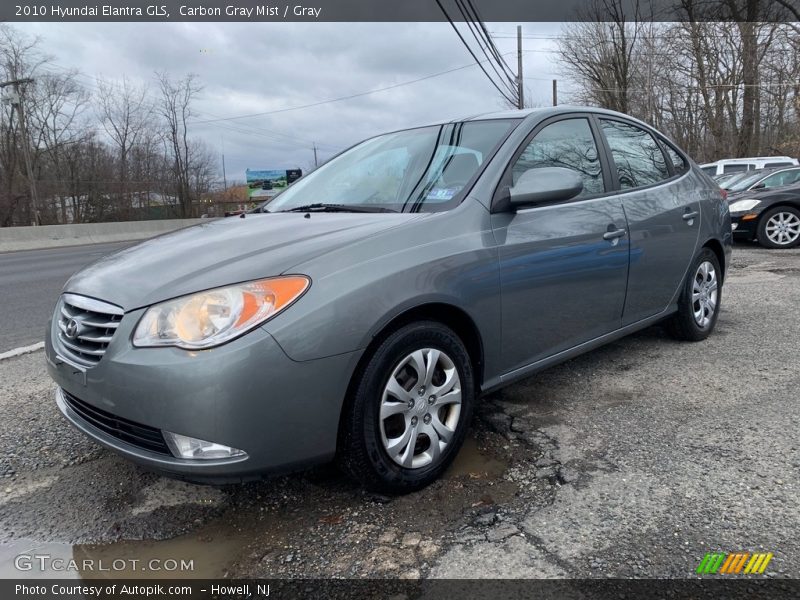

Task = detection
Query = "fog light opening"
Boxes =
[163,431,247,460]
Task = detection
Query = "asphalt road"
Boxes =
[0,242,131,353]
[0,243,798,581]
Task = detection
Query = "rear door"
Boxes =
[490,115,630,374]
[595,117,700,324]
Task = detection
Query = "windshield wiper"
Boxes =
[278,203,397,213]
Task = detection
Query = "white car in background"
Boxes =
[700,156,799,177]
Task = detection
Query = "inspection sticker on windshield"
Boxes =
[426,187,458,200]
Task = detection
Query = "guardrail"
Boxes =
[0,219,210,252]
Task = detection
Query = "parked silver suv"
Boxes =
[46,107,732,493]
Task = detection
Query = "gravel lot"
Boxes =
[0,243,798,580]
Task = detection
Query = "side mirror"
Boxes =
[751,182,766,190]
[508,167,584,209]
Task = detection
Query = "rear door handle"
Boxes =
[603,228,627,240]
[683,210,699,221]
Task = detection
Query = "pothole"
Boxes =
[445,435,508,480]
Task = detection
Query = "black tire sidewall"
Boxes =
[351,322,474,492]
[679,248,722,339]
[757,206,800,249]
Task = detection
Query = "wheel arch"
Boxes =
[335,302,485,448]
[702,238,727,283]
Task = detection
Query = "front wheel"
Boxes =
[666,248,722,342]
[757,206,800,249]
[338,321,474,494]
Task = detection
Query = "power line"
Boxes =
[191,53,517,125]
[36,62,336,149]
[31,65,344,176]
[434,0,518,105]
[451,0,518,97]
[466,0,518,83]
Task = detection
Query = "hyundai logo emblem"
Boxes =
[64,318,80,339]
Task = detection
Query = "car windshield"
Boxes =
[265,120,518,213]
[721,172,754,190]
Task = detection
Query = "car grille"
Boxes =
[56,294,124,367]
[62,390,171,456]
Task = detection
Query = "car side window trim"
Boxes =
[490,112,615,212]
[655,135,692,179]
[590,114,690,195]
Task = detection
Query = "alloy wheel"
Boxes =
[692,261,718,328]
[764,211,800,246]
[379,348,462,469]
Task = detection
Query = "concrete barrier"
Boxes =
[0,219,209,252]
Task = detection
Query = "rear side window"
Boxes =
[723,164,750,174]
[512,118,604,198]
[600,119,670,189]
[700,165,716,174]
[662,143,688,174]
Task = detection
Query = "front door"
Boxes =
[491,117,630,374]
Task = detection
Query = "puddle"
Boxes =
[1,436,513,580]
[0,522,247,579]
[445,435,508,479]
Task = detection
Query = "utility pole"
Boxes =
[1,77,39,225]
[516,25,524,109]
[646,58,653,124]
[312,143,318,168]
[221,153,228,190]
[552,79,558,107]
[221,135,227,190]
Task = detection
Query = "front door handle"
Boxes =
[683,210,699,221]
[603,228,627,240]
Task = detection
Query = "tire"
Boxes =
[757,206,800,249]
[338,321,474,494]
[666,248,722,342]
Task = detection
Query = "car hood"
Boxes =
[64,213,423,310]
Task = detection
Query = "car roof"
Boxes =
[455,107,547,121]
[700,156,798,167]
[452,105,652,124]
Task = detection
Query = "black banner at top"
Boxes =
[3,0,800,23]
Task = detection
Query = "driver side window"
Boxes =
[512,118,605,198]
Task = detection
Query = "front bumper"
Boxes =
[730,213,760,241]
[46,308,360,482]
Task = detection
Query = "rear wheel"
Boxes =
[757,206,800,249]
[339,321,474,493]
[666,248,722,341]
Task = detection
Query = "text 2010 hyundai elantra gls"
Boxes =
[46,107,731,493]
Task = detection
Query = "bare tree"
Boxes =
[96,75,153,218]
[557,0,645,114]
[556,0,795,162]
[156,71,201,217]
[0,25,44,225]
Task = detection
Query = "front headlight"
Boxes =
[729,199,761,214]
[133,276,310,349]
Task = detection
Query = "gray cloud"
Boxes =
[16,22,564,181]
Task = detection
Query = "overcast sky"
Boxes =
[15,22,570,183]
